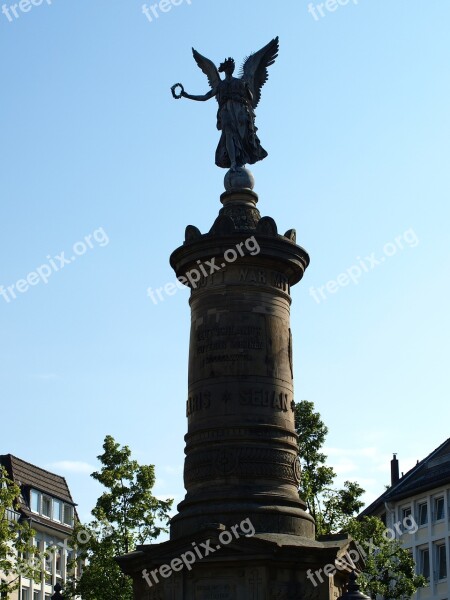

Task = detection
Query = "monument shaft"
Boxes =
[170,191,313,539]
[118,190,358,600]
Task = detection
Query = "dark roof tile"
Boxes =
[0,454,75,505]
[360,438,450,517]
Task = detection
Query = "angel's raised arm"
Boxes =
[181,88,216,102]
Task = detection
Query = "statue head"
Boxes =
[218,57,235,75]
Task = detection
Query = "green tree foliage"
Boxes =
[294,400,365,535]
[0,466,40,599]
[295,401,426,599]
[65,436,173,600]
[347,516,427,599]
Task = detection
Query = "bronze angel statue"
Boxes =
[171,37,279,172]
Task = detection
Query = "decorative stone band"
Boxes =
[184,447,301,487]
[184,425,298,451]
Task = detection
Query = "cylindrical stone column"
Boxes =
[169,189,314,540]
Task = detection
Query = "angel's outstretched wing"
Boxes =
[240,37,279,109]
[192,48,220,90]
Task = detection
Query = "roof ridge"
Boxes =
[360,438,450,516]
[386,437,450,498]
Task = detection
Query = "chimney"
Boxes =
[391,453,400,485]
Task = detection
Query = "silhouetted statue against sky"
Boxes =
[171,37,279,172]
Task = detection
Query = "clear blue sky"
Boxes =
[1,1,449,528]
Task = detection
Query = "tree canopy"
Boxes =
[295,400,426,599]
[295,400,364,535]
[0,466,40,599]
[347,516,426,599]
[65,435,173,600]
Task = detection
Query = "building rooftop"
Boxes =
[0,453,75,505]
[360,438,450,517]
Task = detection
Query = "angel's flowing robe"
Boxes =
[214,77,268,169]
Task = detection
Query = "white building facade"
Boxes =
[0,454,80,600]
[361,439,450,600]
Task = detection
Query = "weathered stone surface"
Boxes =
[169,189,311,540]
[118,527,360,599]
[117,188,361,598]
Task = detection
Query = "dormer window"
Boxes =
[30,490,40,513]
[53,500,62,522]
[63,504,74,526]
[28,489,74,527]
[42,495,51,518]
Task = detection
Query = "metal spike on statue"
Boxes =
[171,37,279,192]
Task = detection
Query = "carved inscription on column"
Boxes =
[191,314,267,379]
[238,267,291,294]
[186,391,211,416]
[239,388,290,412]
[190,266,291,294]
[196,324,263,361]
[195,582,236,599]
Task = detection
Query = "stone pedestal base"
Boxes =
[118,526,359,600]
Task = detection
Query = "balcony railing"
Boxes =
[6,507,21,522]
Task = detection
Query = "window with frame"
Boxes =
[33,535,42,555]
[28,491,70,526]
[63,504,74,526]
[41,496,51,518]
[55,550,62,575]
[33,591,41,600]
[418,502,428,526]
[435,497,445,521]
[45,557,52,575]
[402,506,412,522]
[30,490,40,513]
[419,547,430,579]
[53,500,62,522]
[21,588,30,600]
[66,550,75,576]
[437,543,447,580]
[44,544,53,575]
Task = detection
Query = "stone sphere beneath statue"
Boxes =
[224,167,255,192]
